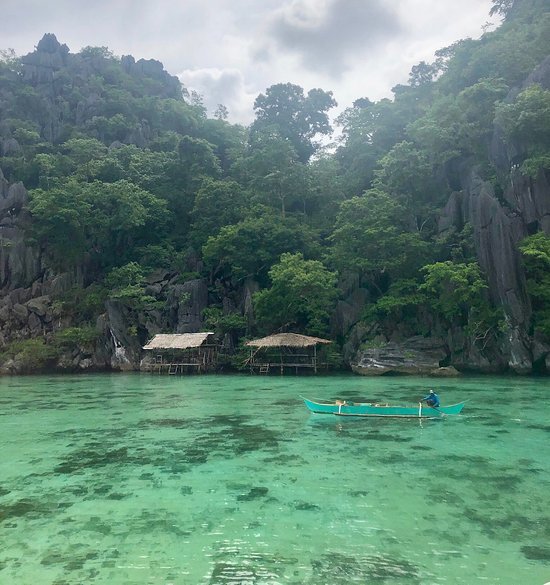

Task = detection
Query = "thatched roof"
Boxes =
[143,333,215,350]
[246,333,332,348]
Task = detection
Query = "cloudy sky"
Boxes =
[2,0,497,124]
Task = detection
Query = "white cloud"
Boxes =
[263,0,402,76]
[178,67,258,125]
[2,0,496,124]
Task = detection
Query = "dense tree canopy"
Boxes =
[254,253,338,336]
[1,0,549,358]
[250,83,336,163]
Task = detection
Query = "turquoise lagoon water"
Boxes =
[0,373,549,585]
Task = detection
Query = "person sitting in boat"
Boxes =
[422,390,440,408]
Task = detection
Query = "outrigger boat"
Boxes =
[302,397,466,418]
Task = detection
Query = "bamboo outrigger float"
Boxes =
[302,397,466,418]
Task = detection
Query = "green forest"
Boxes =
[0,0,549,374]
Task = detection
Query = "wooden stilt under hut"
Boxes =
[141,332,219,374]
[245,333,331,374]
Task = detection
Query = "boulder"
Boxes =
[12,303,29,321]
[26,295,51,317]
[27,312,43,335]
[352,336,447,376]
[429,366,460,377]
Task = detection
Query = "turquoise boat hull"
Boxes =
[303,397,465,418]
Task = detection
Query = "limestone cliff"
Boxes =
[350,57,550,376]
[0,169,209,373]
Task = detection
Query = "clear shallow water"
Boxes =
[0,373,549,585]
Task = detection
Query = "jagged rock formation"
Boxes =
[21,33,70,85]
[0,168,41,290]
[352,57,550,376]
[0,166,211,372]
[11,33,183,146]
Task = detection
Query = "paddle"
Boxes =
[420,397,445,416]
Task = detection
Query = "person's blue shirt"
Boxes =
[422,391,440,408]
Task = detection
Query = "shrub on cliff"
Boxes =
[0,339,59,373]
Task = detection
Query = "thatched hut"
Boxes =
[141,332,219,374]
[245,332,332,374]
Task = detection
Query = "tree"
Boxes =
[202,211,320,284]
[59,137,110,181]
[29,179,169,269]
[420,260,502,342]
[175,135,221,186]
[189,178,248,249]
[420,261,488,321]
[407,96,463,166]
[84,180,170,265]
[199,117,247,174]
[365,278,429,334]
[519,233,550,337]
[214,104,229,120]
[79,46,115,59]
[494,84,550,174]
[250,83,336,162]
[408,61,438,87]
[335,98,385,195]
[335,94,424,196]
[104,262,159,309]
[0,48,20,71]
[29,180,93,267]
[161,135,221,243]
[307,155,346,230]
[239,127,312,217]
[456,77,509,149]
[373,141,440,229]
[330,189,430,294]
[254,253,337,336]
[490,0,514,16]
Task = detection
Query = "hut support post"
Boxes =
[314,345,317,373]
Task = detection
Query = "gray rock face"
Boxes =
[1,138,21,156]
[440,174,531,324]
[175,279,209,333]
[0,169,42,290]
[438,174,535,373]
[435,55,550,373]
[242,278,259,330]
[104,300,141,370]
[21,33,69,85]
[120,55,182,99]
[353,336,447,376]
[332,288,370,339]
